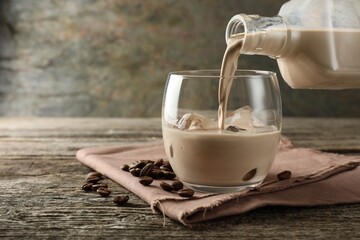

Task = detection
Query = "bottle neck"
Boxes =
[226,14,289,58]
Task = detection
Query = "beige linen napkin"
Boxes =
[76,137,360,227]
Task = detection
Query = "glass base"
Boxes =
[183,180,263,194]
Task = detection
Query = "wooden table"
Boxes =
[1,118,359,239]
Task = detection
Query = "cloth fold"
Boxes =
[76,137,360,227]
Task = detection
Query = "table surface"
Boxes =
[0,117,359,239]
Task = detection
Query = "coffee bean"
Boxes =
[139,176,153,186]
[178,189,194,198]
[92,183,108,190]
[226,125,246,132]
[160,166,171,172]
[154,158,164,167]
[149,169,163,179]
[113,194,129,206]
[277,170,292,180]
[160,182,173,192]
[97,187,111,197]
[242,168,257,181]
[148,169,157,178]
[86,175,101,184]
[121,164,130,172]
[130,168,141,177]
[130,161,146,170]
[162,161,172,171]
[156,170,165,178]
[140,163,154,177]
[163,171,176,180]
[82,183,93,192]
[171,181,183,191]
[86,172,102,179]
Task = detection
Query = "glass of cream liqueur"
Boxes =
[162,70,282,193]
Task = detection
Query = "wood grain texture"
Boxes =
[0,118,359,239]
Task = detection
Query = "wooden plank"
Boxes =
[1,171,359,239]
[0,117,358,151]
[283,118,360,151]
[0,118,359,239]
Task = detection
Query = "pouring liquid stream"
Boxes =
[218,33,244,130]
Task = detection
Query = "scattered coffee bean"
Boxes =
[156,170,165,178]
[139,176,153,186]
[130,168,141,177]
[163,171,176,180]
[148,170,157,178]
[160,182,173,192]
[226,125,246,132]
[86,172,102,179]
[159,165,171,171]
[82,183,93,192]
[126,159,176,180]
[242,168,257,181]
[86,175,101,184]
[130,161,147,170]
[121,164,130,172]
[140,163,154,177]
[277,170,292,180]
[178,189,194,198]
[171,181,183,191]
[113,194,129,206]
[162,161,172,171]
[92,183,108,190]
[154,158,164,167]
[149,169,163,179]
[97,187,111,197]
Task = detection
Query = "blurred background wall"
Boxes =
[0,0,359,117]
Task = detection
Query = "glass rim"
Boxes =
[168,69,277,78]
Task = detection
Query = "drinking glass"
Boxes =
[162,70,282,193]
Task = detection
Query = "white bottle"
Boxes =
[226,0,360,89]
